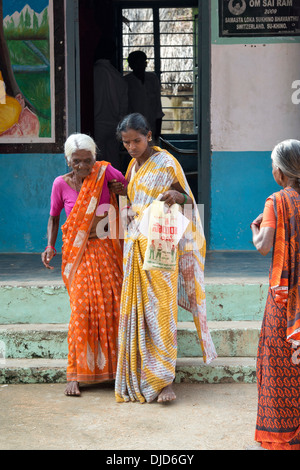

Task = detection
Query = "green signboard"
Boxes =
[219,0,300,37]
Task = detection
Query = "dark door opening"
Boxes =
[76,0,210,236]
[118,3,199,197]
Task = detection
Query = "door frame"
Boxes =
[197,0,211,246]
[115,0,211,244]
[67,0,211,245]
[65,0,81,136]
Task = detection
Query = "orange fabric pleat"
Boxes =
[270,189,300,343]
[61,161,123,382]
[67,238,122,382]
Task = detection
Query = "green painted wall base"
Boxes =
[0,357,257,385]
[0,282,268,324]
[175,358,257,384]
[0,321,261,360]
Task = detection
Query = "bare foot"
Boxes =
[64,381,80,396]
[157,384,176,403]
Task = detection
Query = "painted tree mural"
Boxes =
[0,0,52,140]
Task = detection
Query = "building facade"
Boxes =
[0,0,299,253]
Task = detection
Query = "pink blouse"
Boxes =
[50,164,127,218]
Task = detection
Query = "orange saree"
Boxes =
[255,187,300,450]
[61,161,123,383]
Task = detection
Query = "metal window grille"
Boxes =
[122,7,196,134]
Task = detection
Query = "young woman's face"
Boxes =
[69,149,95,178]
[121,129,151,160]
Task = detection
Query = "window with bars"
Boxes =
[121,6,197,135]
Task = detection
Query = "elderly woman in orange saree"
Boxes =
[250,139,300,450]
[41,133,127,396]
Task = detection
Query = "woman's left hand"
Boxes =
[160,190,185,206]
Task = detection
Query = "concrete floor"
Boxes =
[0,251,265,451]
[0,381,258,451]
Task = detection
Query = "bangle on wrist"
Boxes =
[46,245,57,256]
[180,193,188,205]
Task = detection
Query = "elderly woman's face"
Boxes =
[69,149,95,178]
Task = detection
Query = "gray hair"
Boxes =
[271,139,300,182]
[64,133,97,162]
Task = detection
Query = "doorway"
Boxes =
[115,1,200,199]
[72,0,210,239]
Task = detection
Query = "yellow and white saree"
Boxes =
[115,148,217,403]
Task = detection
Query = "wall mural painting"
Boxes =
[0,0,65,152]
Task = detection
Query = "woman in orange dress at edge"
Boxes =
[41,133,127,396]
[250,139,300,450]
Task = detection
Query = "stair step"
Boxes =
[0,358,66,384]
[178,321,261,357]
[0,324,68,359]
[0,321,261,359]
[0,357,257,385]
[175,357,257,384]
[0,282,268,324]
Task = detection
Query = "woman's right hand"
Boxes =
[251,213,263,229]
[41,247,55,270]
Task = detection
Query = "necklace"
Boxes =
[72,172,82,192]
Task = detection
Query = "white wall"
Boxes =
[211,43,300,152]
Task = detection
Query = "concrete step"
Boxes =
[0,321,261,360]
[0,283,268,324]
[0,357,257,385]
[0,324,68,360]
[0,253,266,385]
[0,358,66,384]
[175,357,257,384]
[178,321,261,358]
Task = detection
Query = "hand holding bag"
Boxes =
[141,200,189,272]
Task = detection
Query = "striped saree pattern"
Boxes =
[255,187,300,450]
[115,148,217,403]
[61,162,123,383]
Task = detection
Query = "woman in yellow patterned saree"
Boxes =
[114,113,217,403]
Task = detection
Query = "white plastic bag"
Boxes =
[142,200,189,272]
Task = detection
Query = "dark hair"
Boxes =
[116,113,151,140]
